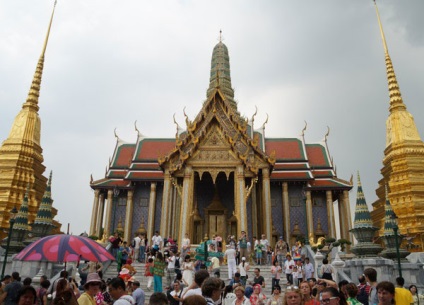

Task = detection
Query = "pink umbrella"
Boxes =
[14,234,115,263]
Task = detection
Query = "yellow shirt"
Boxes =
[394,287,413,305]
[78,292,96,305]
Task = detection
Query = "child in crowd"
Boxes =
[144,258,154,291]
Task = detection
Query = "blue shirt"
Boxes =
[132,287,145,305]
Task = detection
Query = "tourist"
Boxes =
[107,278,134,305]
[275,237,288,268]
[202,277,223,305]
[284,254,295,285]
[0,272,23,305]
[254,241,263,266]
[139,234,147,263]
[144,258,154,291]
[321,287,348,305]
[376,282,395,305]
[225,245,237,280]
[77,273,103,305]
[285,286,303,305]
[229,273,243,290]
[37,279,51,305]
[182,295,207,305]
[239,231,249,262]
[394,277,413,305]
[169,281,183,305]
[119,241,130,266]
[409,285,424,305]
[181,233,191,258]
[131,281,145,305]
[238,257,250,286]
[131,234,141,262]
[52,278,78,304]
[166,251,176,287]
[345,283,363,305]
[17,286,37,305]
[182,254,194,286]
[363,268,378,305]
[232,286,250,305]
[320,259,334,281]
[152,252,166,293]
[250,268,265,288]
[295,260,304,285]
[357,275,370,305]
[209,256,221,278]
[300,281,319,305]
[249,284,266,305]
[101,281,113,305]
[270,260,282,292]
[182,270,210,299]
[338,280,349,300]
[259,235,269,265]
[303,258,314,281]
[110,233,122,259]
[223,285,236,305]
[82,261,103,275]
[266,285,283,305]
[152,231,163,254]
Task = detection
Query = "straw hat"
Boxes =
[84,273,102,288]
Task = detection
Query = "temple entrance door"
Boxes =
[208,213,226,240]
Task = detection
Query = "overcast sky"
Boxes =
[0,1,423,236]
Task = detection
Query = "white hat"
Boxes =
[242,257,246,261]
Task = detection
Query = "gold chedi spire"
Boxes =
[373,0,421,147]
[0,1,59,239]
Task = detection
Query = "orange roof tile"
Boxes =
[265,139,305,161]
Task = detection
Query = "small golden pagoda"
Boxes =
[371,1,424,251]
[0,2,61,239]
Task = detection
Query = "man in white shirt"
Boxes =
[260,234,270,265]
[303,257,314,280]
[182,270,209,300]
[166,252,176,287]
[152,231,163,254]
[132,234,141,261]
[224,245,237,280]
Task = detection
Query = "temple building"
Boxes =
[90,37,353,246]
[371,2,424,251]
[0,2,61,240]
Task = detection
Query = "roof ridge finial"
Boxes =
[23,0,57,112]
[219,29,223,43]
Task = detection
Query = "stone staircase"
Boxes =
[103,260,287,302]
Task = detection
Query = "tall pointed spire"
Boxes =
[373,0,421,146]
[353,172,373,228]
[0,1,60,240]
[383,184,397,236]
[14,185,30,232]
[206,31,237,110]
[34,171,54,226]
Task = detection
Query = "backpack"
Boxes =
[131,239,136,248]
[174,257,180,269]
[357,285,369,305]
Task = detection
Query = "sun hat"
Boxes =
[84,273,102,288]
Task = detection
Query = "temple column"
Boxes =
[90,190,100,236]
[147,182,157,243]
[95,193,105,237]
[160,170,172,237]
[338,193,345,240]
[179,166,194,243]
[262,168,272,240]
[124,190,134,242]
[235,165,247,233]
[282,182,290,242]
[326,191,335,237]
[103,190,113,236]
[343,190,353,242]
[251,186,258,238]
[306,190,314,240]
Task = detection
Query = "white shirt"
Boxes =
[183,288,202,299]
[167,255,176,269]
[260,238,269,249]
[152,235,163,247]
[238,262,249,276]
[225,248,236,260]
[133,236,141,248]
[284,259,295,274]
[304,262,314,279]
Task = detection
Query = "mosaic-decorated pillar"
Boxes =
[306,190,314,239]
[90,190,100,236]
[251,186,258,238]
[282,182,290,242]
[104,190,113,236]
[236,165,247,233]
[160,170,172,237]
[95,193,105,237]
[338,193,345,240]
[326,191,335,237]
[262,168,272,240]
[179,166,194,244]
[343,190,353,242]
[124,190,134,242]
[147,182,157,243]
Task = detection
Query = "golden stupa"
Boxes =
[370,1,424,251]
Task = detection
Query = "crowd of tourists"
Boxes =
[0,230,423,305]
